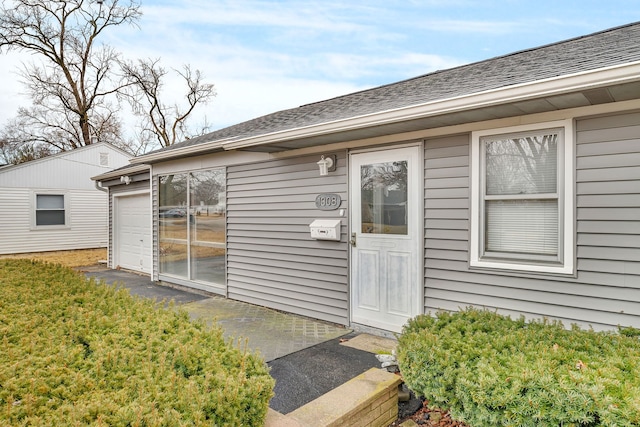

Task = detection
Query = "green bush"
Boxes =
[397,308,640,427]
[0,259,274,426]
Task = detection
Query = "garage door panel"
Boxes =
[115,194,151,274]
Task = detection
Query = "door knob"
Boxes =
[350,232,357,247]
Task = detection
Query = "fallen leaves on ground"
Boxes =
[389,400,470,427]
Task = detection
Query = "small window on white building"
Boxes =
[470,120,574,275]
[35,194,66,226]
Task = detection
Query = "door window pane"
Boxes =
[361,161,408,235]
[189,170,226,285]
[159,174,188,278]
[159,169,226,287]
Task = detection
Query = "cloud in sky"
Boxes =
[1,0,640,140]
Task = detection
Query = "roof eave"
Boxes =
[131,60,640,163]
[130,140,229,164]
[223,61,640,150]
[91,163,151,181]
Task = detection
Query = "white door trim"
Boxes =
[348,143,424,332]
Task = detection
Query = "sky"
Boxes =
[1,0,640,138]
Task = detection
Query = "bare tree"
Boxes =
[0,0,142,150]
[121,58,215,149]
[0,124,53,165]
[0,134,16,165]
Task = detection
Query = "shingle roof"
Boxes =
[153,21,640,156]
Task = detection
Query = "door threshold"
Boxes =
[351,322,399,339]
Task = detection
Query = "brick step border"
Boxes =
[265,368,403,427]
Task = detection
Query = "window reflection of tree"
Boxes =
[189,169,226,275]
[361,161,407,192]
[159,174,188,273]
[190,170,225,207]
[483,131,560,257]
[360,161,408,234]
[486,133,558,196]
[159,169,226,282]
[159,174,188,207]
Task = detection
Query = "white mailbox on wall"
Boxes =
[309,219,341,241]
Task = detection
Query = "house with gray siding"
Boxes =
[105,22,640,333]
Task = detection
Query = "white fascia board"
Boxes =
[130,139,230,164]
[91,163,150,181]
[222,61,640,150]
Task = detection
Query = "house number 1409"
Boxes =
[315,193,341,210]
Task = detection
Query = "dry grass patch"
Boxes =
[0,248,106,268]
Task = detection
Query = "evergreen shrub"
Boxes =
[0,259,274,426]
[397,308,640,427]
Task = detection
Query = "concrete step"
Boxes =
[265,368,402,427]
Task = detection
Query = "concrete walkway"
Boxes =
[81,267,397,417]
[185,297,349,362]
[82,267,349,362]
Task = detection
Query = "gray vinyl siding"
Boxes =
[424,134,471,310]
[226,153,349,325]
[574,111,640,311]
[424,111,640,331]
[107,181,149,269]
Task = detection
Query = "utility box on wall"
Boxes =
[309,219,341,241]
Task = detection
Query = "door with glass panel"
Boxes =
[158,169,226,294]
[349,146,422,333]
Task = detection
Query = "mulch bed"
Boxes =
[389,386,470,427]
[390,400,470,426]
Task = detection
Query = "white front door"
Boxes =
[114,193,151,274]
[350,146,422,332]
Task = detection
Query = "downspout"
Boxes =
[94,180,108,193]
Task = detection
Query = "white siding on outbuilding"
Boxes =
[0,143,131,255]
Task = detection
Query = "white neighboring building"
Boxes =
[0,143,132,255]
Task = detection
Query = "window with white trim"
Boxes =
[35,194,66,226]
[470,120,574,274]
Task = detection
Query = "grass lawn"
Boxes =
[0,259,274,426]
[0,248,107,268]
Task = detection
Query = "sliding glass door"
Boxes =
[159,174,188,278]
[158,168,226,291]
[189,170,226,284]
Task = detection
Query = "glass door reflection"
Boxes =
[360,161,408,235]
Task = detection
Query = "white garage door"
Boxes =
[114,193,151,274]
